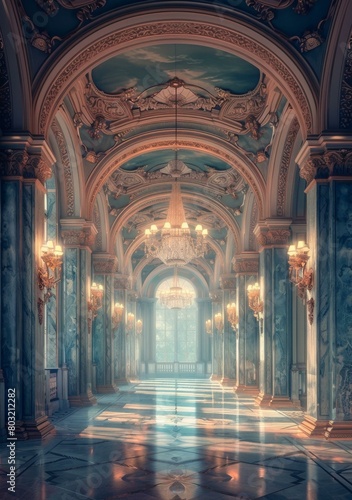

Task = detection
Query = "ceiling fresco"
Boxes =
[91,44,261,96]
[22,0,334,79]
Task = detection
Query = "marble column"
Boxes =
[92,254,119,393]
[61,219,97,406]
[297,145,352,438]
[253,221,295,408]
[233,254,260,394]
[197,298,212,375]
[126,292,137,380]
[220,275,237,387]
[113,275,129,384]
[209,290,223,381]
[0,138,55,438]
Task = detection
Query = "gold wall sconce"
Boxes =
[214,313,223,333]
[287,241,313,301]
[247,283,263,321]
[205,319,212,335]
[88,282,104,323]
[136,319,143,335]
[226,302,239,331]
[126,312,135,332]
[112,302,124,329]
[38,240,63,325]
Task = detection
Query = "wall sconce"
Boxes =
[112,302,124,329]
[136,319,143,335]
[37,240,63,325]
[205,319,212,335]
[88,282,104,323]
[226,302,238,331]
[126,312,135,332]
[287,241,313,302]
[214,313,223,333]
[247,283,263,321]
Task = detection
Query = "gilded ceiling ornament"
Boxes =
[245,115,262,140]
[88,115,109,139]
[233,259,259,274]
[23,16,62,53]
[89,138,264,220]
[276,117,299,216]
[246,0,316,19]
[52,119,75,216]
[289,30,324,53]
[39,22,313,135]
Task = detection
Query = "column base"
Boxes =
[221,377,236,387]
[69,390,97,407]
[96,384,119,394]
[269,396,297,408]
[235,385,259,395]
[324,420,352,439]
[210,374,221,381]
[254,392,273,407]
[17,416,55,440]
[299,415,329,437]
[114,378,128,385]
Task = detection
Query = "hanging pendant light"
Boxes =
[159,267,194,309]
[144,78,208,266]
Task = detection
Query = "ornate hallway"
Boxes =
[1,379,352,500]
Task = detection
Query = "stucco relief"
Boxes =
[38,22,313,135]
[276,117,300,216]
[52,119,75,216]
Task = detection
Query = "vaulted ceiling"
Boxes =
[7,0,340,292]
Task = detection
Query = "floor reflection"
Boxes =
[1,379,352,499]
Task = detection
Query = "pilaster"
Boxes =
[233,254,260,395]
[253,220,295,408]
[220,275,237,387]
[92,253,119,393]
[113,275,130,384]
[209,290,223,381]
[61,219,97,407]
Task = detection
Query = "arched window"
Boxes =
[155,277,197,363]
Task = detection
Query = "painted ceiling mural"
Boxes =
[13,0,320,287]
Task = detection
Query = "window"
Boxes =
[155,277,197,363]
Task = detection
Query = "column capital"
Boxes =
[92,253,118,274]
[296,138,352,186]
[219,274,236,290]
[60,218,97,249]
[232,252,259,274]
[209,289,223,303]
[0,136,55,184]
[114,274,131,290]
[254,219,291,248]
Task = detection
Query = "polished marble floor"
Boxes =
[1,379,352,499]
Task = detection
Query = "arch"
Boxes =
[86,130,266,223]
[0,1,32,131]
[141,263,209,299]
[33,7,318,139]
[319,0,352,131]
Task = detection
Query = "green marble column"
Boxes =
[297,145,352,438]
[1,137,55,438]
[61,219,97,407]
[92,254,119,393]
[254,221,295,408]
[220,275,237,387]
[233,254,260,394]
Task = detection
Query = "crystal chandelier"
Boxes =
[159,267,194,309]
[144,78,208,266]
